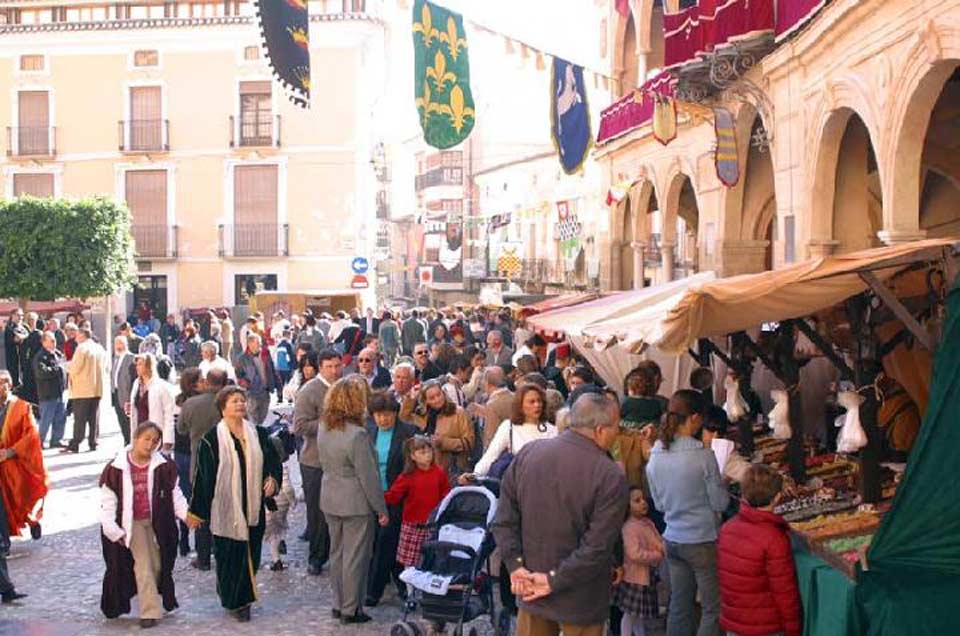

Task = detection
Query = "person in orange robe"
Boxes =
[0,369,48,539]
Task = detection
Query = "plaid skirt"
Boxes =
[615,581,659,617]
[397,522,431,567]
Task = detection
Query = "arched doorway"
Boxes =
[620,202,636,290]
[829,111,883,253]
[617,14,639,98]
[742,117,777,268]
[918,67,960,238]
[675,177,699,278]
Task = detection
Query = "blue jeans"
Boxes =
[665,540,721,636]
[38,398,66,447]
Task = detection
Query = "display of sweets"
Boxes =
[823,533,874,555]
[778,491,861,522]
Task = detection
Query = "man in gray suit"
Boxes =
[485,330,514,367]
[176,369,228,570]
[111,336,135,446]
[293,348,342,575]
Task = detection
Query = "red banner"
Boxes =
[596,72,674,145]
[776,0,827,39]
[664,0,774,69]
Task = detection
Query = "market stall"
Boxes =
[527,272,716,394]
[625,239,960,635]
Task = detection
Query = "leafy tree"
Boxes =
[0,196,136,304]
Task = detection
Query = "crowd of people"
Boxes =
[0,303,806,636]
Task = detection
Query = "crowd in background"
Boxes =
[0,303,803,636]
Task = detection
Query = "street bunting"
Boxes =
[254,0,310,108]
[551,57,592,175]
[413,0,476,149]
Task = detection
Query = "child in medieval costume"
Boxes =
[186,386,282,622]
[263,433,297,571]
[99,422,189,629]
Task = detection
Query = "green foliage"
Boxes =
[0,196,136,302]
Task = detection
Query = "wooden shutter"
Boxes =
[17,91,49,155]
[129,86,162,150]
[13,173,54,197]
[233,165,278,256]
[126,170,168,256]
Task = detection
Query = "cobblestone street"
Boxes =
[0,412,412,636]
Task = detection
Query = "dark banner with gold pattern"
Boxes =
[256,0,310,108]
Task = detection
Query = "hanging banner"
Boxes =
[413,0,476,149]
[551,57,593,175]
[713,107,740,186]
[652,94,678,145]
[255,0,310,108]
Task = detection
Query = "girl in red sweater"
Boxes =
[385,437,450,568]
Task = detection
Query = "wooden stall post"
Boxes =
[773,321,806,484]
[846,293,883,504]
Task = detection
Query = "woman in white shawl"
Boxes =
[185,386,282,622]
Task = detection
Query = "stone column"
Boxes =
[806,239,840,259]
[660,242,676,283]
[877,229,927,246]
[631,241,646,289]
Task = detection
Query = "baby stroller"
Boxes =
[391,483,509,636]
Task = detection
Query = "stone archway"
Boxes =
[742,117,777,268]
[918,67,960,238]
[662,171,701,281]
[612,181,655,290]
[809,108,884,255]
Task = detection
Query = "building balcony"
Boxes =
[132,224,178,259]
[230,115,281,149]
[415,166,463,192]
[6,126,56,158]
[119,119,169,153]
[218,223,289,258]
[311,0,383,19]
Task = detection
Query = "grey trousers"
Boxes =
[327,513,375,617]
[300,464,330,567]
[665,540,721,636]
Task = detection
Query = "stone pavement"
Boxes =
[0,413,417,636]
[0,409,667,636]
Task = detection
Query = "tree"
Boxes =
[0,196,136,304]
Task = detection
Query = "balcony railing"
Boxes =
[520,258,551,282]
[230,114,281,148]
[132,224,178,259]
[7,126,56,157]
[218,223,289,257]
[415,166,463,192]
[119,119,169,152]
[311,0,381,16]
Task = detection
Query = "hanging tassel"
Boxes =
[535,51,545,71]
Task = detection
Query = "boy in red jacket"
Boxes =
[717,464,801,636]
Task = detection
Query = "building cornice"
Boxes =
[0,11,382,35]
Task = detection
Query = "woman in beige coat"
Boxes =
[412,379,475,478]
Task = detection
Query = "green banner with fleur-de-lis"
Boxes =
[413,0,475,149]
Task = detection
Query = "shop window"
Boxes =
[235,274,277,305]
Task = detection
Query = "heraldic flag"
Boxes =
[551,57,592,175]
[413,0,476,149]
[255,0,310,108]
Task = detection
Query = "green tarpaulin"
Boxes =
[856,279,960,634]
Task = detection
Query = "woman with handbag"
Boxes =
[458,383,557,616]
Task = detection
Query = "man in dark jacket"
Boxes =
[356,348,392,390]
[401,311,427,356]
[412,343,443,382]
[3,309,25,387]
[364,392,418,606]
[176,369,228,570]
[234,333,278,425]
[15,313,43,405]
[492,392,627,636]
[32,332,66,448]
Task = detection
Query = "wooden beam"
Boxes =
[859,271,935,352]
[793,318,854,381]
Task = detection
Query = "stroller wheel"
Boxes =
[468,628,479,636]
[390,621,422,636]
